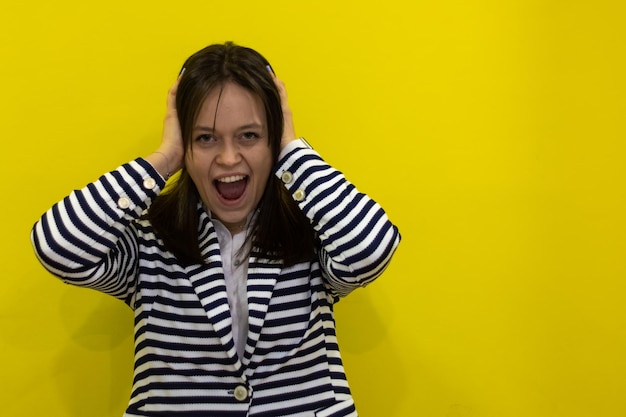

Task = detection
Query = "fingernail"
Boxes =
[179,67,186,78]
[266,65,274,74]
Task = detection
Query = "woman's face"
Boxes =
[186,82,273,233]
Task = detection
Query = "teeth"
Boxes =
[217,175,246,183]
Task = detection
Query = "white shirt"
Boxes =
[212,216,251,360]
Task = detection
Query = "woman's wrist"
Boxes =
[146,148,183,180]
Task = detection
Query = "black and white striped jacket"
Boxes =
[32,141,401,416]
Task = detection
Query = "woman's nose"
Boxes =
[216,141,241,165]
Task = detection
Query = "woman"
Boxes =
[31,42,400,417]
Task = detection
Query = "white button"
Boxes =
[233,385,248,401]
[143,177,157,190]
[117,197,131,209]
[293,189,306,202]
[281,171,293,184]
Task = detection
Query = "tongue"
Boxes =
[216,179,246,200]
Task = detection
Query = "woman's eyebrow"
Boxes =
[193,125,214,132]
[193,123,263,132]
[237,123,263,130]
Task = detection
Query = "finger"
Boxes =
[267,66,288,97]
[273,79,289,109]
[274,77,287,97]
[166,76,182,113]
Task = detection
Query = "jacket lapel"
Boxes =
[186,209,238,365]
[243,254,281,368]
[185,206,283,374]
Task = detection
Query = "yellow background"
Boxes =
[2,1,625,416]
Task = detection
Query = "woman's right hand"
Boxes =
[146,75,185,179]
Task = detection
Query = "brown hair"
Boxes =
[147,42,316,266]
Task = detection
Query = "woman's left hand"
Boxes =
[269,70,297,150]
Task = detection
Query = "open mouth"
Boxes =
[214,175,248,201]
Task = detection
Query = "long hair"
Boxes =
[148,42,316,267]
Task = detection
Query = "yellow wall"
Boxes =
[2,1,625,416]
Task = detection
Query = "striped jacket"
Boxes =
[31,142,401,416]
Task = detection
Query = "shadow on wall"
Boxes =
[335,289,407,417]
[55,288,134,417]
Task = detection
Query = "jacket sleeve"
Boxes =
[30,158,165,304]
[275,139,401,298]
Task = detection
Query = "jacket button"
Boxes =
[281,171,293,184]
[293,189,306,202]
[233,384,248,401]
[143,177,157,190]
[117,197,131,209]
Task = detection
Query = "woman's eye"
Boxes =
[196,134,215,143]
[241,132,260,140]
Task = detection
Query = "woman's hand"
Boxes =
[146,75,185,179]
[269,69,297,150]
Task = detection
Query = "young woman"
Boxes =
[32,42,400,417]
